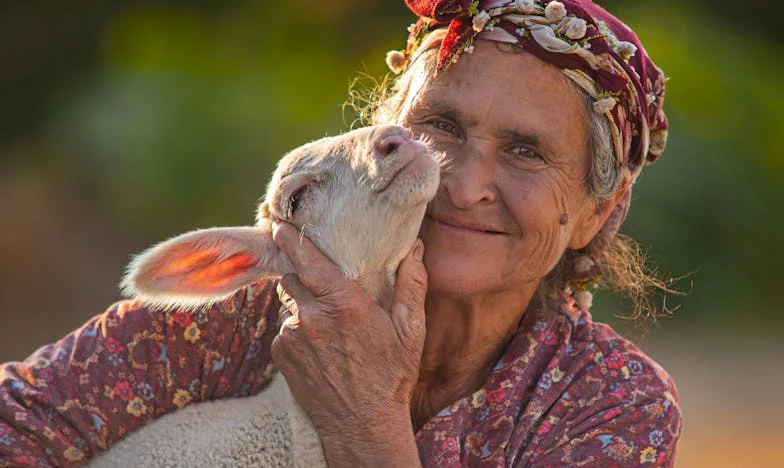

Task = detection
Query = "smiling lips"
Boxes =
[427,213,506,236]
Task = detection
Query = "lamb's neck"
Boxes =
[356,266,396,312]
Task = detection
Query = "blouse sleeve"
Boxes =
[528,392,682,467]
[522,344,683,468]
[0,279,281,467]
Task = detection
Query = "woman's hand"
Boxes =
[270,221,427,467]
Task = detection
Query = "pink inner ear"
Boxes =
[142,243,259,294]
[181,253,258,290]
[126,225,279,302]
[157,247,222,277]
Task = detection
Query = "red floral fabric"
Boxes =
[0,281,280,467]
[415,295,682,466]
[1,280,681,467]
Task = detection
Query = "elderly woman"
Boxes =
[0,0,681,466]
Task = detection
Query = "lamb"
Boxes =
[89,124,440,467]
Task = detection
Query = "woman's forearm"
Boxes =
[319,414,422,468]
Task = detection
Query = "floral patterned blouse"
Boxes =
[0,279,681,467]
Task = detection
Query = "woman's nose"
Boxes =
[441,142,497,208]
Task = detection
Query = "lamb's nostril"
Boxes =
[375,135,407,157]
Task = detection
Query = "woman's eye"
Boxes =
[428,120,458,136]
[509,146,542,161]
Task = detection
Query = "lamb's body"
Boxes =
[90,377,320,467]
[89,125,440,467]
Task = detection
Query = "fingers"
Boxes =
[276,273,315,329]
[272,221,345,297]
[391,239,428,347]
[273,274,312,371]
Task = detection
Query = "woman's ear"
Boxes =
[568,169,633,250]
[121,224,293,309]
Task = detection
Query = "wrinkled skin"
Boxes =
[271,41,630,466]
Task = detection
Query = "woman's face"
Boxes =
[403,41,607,298]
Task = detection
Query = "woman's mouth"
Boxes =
[425,214,506,236]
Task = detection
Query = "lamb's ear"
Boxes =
[121,225,291,309]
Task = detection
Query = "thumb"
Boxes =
[391,239,428,348]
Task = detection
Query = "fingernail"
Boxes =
[413,239,424,261]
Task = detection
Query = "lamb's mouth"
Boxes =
[374,158,416,193]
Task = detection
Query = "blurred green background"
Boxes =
[1,1,782,466]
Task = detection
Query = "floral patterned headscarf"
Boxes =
[386,0,669,238]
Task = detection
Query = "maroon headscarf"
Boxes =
[387,0,669,238]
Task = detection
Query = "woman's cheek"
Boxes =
[535,223,570,276]
[505,186,572,281]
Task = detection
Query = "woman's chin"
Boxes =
[423,253,496,297]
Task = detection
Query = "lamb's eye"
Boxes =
[289,186,305,216]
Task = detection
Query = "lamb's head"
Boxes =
[121,124,440,309]
[261,124,439,299]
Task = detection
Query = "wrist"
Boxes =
[318,412,420,467]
